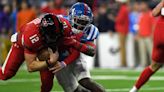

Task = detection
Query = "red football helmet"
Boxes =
[39,13,63,51]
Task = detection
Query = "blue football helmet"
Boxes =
[69,2,93,33]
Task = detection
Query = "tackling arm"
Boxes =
[63,41,96,65]
[63,48,80,65]
[64,37,96,57]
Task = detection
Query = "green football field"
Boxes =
[0,68,164,92]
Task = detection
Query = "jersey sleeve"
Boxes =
[24,48,36,54]
[63,48,80,65]
[22,24,43,54]
[63,41,95,65]
[59,17,73,37]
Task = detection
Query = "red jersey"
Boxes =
[152,16,164,63]
[17,16,80,65]
[138,11,154,37]
[17,15,93,65]
[18,17,72,54]
[115,4,129,35]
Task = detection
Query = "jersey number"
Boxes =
[30,34,39,44]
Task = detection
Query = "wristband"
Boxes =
[61,61,66,67]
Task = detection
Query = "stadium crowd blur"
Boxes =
[0,0,161,68]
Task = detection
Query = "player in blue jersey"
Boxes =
[50,2,105,92]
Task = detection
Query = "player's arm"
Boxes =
[24,50,59,72]
[64,48,80,65]
[63,37,96,56]
[152,0,164,17]
[49,42,96,73]
[25,53,48,72]
[64,41,96,65]
[49,48,80,73]
[61,18,96,56]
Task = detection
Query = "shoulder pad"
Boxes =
[59,17,72,37]
[84,24,99,41]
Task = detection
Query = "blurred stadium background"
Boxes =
[0,0,163,92]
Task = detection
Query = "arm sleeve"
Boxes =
[24,48,37,54]
[63,48,80,65]
[64,37,96,56]
[74,40,96,56]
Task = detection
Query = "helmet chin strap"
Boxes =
[72,27,81,34]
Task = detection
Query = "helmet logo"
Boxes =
[42,18,54,27]
[71,8,75,16]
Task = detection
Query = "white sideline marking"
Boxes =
[1,75,164,83]
[0,75,164,92]
[50,87,164,92]
[0,79,39,83]
[106,87,164,92]
[92,68,164,73]
[92,75,164,80]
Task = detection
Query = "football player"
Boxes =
[0,13,94,82]
[40,2,105,92]
[55,3,105,92]
[130,1,164,92]
[0,14,60,80]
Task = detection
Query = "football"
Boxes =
[37,48,50,61]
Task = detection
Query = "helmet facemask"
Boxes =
[71,15,91,34]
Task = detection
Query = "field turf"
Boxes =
[0,68,164,92]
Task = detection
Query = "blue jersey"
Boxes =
[57,15,99,42]
[129,12,140,35]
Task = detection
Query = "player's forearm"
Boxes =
[152,1,164,17]
[64,49,80,65]
[25,53,48,72]
[27,60,48,72]
[73,41,95,56]
[64,37,96,56]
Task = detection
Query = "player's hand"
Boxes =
[49,49,59,65]
[49,61,66,73]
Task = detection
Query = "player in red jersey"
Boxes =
[39,16,98,92]
[0,14,60,80]
[130,1,164,92]
[0,13,95,82]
